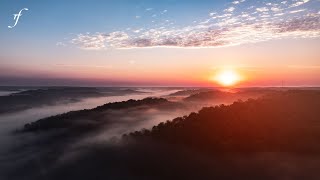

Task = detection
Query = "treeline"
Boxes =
[23,97,179,132]
[124,90,320,153]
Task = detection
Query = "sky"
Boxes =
[0,0,319,87]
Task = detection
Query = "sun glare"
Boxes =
[213,69,241,87]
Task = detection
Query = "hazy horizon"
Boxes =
[1,0,320,87]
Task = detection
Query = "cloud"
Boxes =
[71,33,107,50]
[158,10,168,15]
[224,7,236,12]
[289,9,306,13]
[271,7,282,12]
[256,7,269,12]
[56,42,66,47]
[233,0,246,5]
[68,0,320,50]
[289,0,310,8]
[70,32,129,50]
[209,12,217,16]
[275,16,320,33]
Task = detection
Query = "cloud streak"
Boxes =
[69,0,320,50]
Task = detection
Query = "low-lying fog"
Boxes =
[0,91,21,96]
[1,88,210,179]
[0,89,184,154]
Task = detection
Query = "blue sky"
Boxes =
[0,0,229,57]
[1,0,318,50]
[0,0,227,39]
[0,0,319,86]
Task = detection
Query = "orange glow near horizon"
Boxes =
[212,69,243,87]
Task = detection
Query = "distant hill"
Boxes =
[183,90,234,101]
[23,97,184,134]
[0,87,145,114]
[167,89,212,96]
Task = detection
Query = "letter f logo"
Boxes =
[8,8,29,28]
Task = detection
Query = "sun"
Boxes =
[213,69,241,87]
